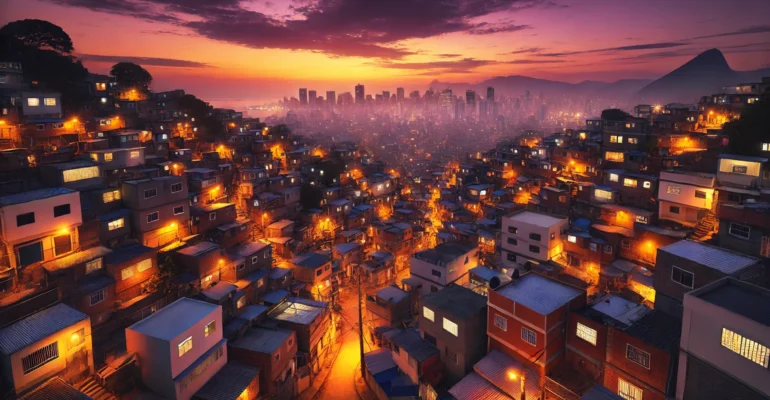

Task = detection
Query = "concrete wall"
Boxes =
[678,294,770,398]
[0,191,82,245]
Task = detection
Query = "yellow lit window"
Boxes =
[90,153,98,162]
[129,151,140,159]
[85,258,102,274]
[27,98,40,106]
[104,153,113,162]
[136,258,152,272]
[442,317,458,337]
[423,306,434,322]
[595,189,613,200]
[618,378,642,400]
[103,190,120,203]
[178,337,193,357]
[605,152,624,162]
[576,322,597,346]
[624,178,637,188]
[121,266,134,280]
[609,173,619,182]
[205,321,216,337]
[721,328,769,367]
[63,166,99,183]
[44,98,56,106]
[108,218,124,231]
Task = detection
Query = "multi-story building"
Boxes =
[290,252,332,301]
[677,278,770,399]
[228,327,297,397]
[365,285,411,332]
[717,201,770,258]
[0,303,93,395]
[0,188,83,292]
[268,297,333,380]
[408,241,478,296]
[487,273,585,377]
[653,240,764,317]
[121,176,188,248]
[419,284,487,384]
[501,210,568,270]
[657,170,716,227]
[126,297,226,400]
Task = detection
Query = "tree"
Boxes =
[300,183,323,210]
[177,94,223,142]
[110,62,152,89]
[0,20,88,113]
[0,19,73,54]
[601,108,631,121]
[724,101,770,157]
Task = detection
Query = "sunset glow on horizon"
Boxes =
[3,0,769,107]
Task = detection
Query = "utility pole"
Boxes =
[358,268,366,379]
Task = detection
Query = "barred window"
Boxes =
[626,344,650,369]
[721,328,769,368]
[576,322,597,346]
[90,289,105,305]
[617,378,643,400]
[521,327,537,346]
[22,342,59,374]
[63,166,99,183]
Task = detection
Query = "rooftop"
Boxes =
[0,303,88,354]
[201,282,238,302]
[292,252,329,269]
[0,187,74,207]
[390,328,439,362]
[495,274,582,315]
[230,327,293,353]
[691,277,770,326]
[376,285,409,303]
[19,377,90,400]
[412,241,476,266]
[507,210,566,228]
[422,284,487,319]
[43,246,111,273]
[267,219,294,230]
[582,294,651,328]
[177,241,219,257]
[659,240,758,274]
[105,242,154,265]
[449,372,511,400]
[623,310,681,352]
[270,298,326,325]
[193,362,260,400]
[128,297,220,341]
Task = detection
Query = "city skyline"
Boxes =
[3,0,770,107]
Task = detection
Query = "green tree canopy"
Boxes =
[0,19,73,54]
[601,108,632,121]
[724,101,770,157]
[110,62,152,89]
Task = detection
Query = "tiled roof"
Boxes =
[0,304,88,354]
[364,348,398,376]
[659,240,758,274]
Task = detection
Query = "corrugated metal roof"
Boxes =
[364,348,398,376]
[472,349,540,399]
[660,240,758,274]
[262,289,290,304]
[0,303,88,354]
[390,328,438,362]
[270,300,324,325]
[230,327,293,353]
[19,377,91,400]
[448,372,512,400]
[376,286,409,303]
[43,246,112,273]
[201,282,238,302]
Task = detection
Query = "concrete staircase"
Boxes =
[74,376,118,400]
[691,210,717,241]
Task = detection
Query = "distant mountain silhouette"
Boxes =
[429,75,650,100]
[637,48,770,103]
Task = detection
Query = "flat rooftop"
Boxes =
[495,274,582,315]
[692,278,770,326]
[412,241,476,266]
[422,284,487,319]
[230,327,293,353]
[128,297,219,341]
[177,241,219,257]
[659,240,758,274]
[507,210,565,228]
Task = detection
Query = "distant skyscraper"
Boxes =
[382,91,390,102]
[308,90,317,106]
[487,87,495,103]
[299,88,308,106]
[466,90,476,106]
[479,100,488,122]
[355,84,365,104]
[439,89,453,116]
[326,91,336,107]
[397,87,405,101]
